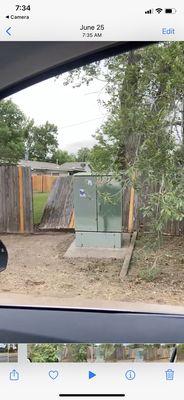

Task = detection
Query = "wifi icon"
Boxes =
[155,7,163,13]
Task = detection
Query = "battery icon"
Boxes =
[165,8,177,13]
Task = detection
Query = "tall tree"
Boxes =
[77,147,91,162]
[89,144,114,173]
[62,42,184,236]
[62,43,184,174]
[0,99,26,164]
[52,149,76,164]
[25,121,59,162]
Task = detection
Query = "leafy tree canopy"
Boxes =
[0,99,26,164]
[62,42,184,236]
[25,120,59,162]
[76,147,91,162]
[52,149,76,164]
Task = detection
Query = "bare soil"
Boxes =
[1,233,184,305]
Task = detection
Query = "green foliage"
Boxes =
[139,266,161,282]
[76,147,91,162]
[62,42,184,238]
[0,99,26,164]
[52,149,76,164]
[89,144,115,173]
[67,344,88,362]
[143,185,184,235]
[25,121,59,161]
[0,100,61,165]
[29,344,59,362]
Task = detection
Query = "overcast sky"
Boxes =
[10,74,107,154]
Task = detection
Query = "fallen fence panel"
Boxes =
[39,176,73,230]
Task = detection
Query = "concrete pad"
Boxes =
[64,239,128,259]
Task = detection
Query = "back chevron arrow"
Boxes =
[6,27,11,36]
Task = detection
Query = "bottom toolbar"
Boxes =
[1,362,183,399]
[0,344,183,398]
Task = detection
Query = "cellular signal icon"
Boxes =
[145,9,154,14]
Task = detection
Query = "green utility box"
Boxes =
[73,173,123,248]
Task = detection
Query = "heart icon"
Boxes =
[49,370,59,380]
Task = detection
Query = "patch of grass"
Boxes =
[139,266,161,282]
[131,234,163,282]
[33,192,49,225]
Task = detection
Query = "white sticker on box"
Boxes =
[79,189,86,198]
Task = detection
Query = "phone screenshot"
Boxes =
[0,0,183,398]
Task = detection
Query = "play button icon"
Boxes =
[89,371,96,380]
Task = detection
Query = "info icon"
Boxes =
[125,369,136,381]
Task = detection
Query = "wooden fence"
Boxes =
[32,175,57,193]
[39,177,184,235]
[124,183,184,236]
[0,166,33,233]
[39,176,73,230]
[0,166,183,235]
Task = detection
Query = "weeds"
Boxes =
[139,266,161,282]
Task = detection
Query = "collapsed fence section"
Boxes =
[39,176,73,230]
[0,165,33,233]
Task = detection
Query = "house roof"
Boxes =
[19,160,61,171]
[60,162,90,172]
[18,160,91,172]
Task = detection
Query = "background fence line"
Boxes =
[32,175,57,193]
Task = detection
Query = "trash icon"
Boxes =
[165,369,174,380]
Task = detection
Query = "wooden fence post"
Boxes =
[18,166,25,233]
[128,186,135,233]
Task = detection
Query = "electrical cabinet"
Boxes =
[73,174,123,248]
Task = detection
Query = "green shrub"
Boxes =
[139,266,161,282]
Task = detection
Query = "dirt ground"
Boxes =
[1,232,184,305]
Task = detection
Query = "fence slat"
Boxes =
[32,175,57,193]
[0,165,33,233]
